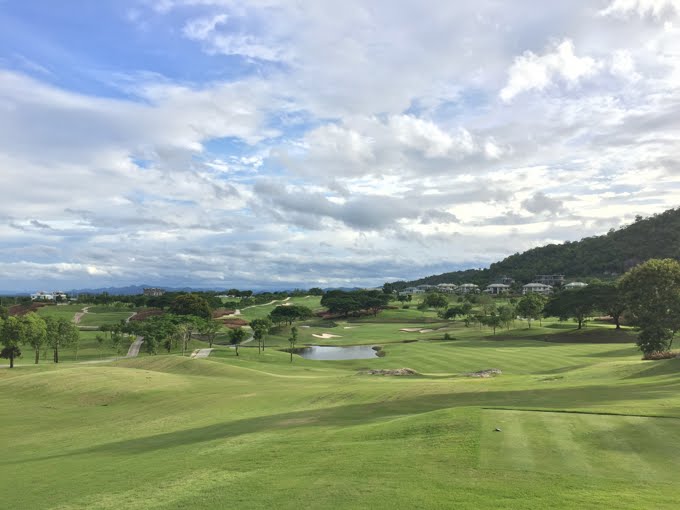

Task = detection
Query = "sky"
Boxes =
[1,0,680,292]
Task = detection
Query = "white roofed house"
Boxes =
[436,283,458,293]
[522,283,553,295]
[457,283,479,294]
[485,283,510,295]
[564,282,588,290]
[399,287,425,296]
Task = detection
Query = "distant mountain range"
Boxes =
[393,207,680,289]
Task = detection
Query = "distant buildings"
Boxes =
[457,283,480,294]
[399,287,425,296]
[31,291,67,301]
[143,288,165,297]
[436,283,458,293]
[522,283,553,295]
[533,274,565,286]
[485,283,511,295]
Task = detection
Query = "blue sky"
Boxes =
[1,0,680,291]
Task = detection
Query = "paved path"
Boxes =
[125,311,137,323]
[126,336,144,357]
[191,348,213,359]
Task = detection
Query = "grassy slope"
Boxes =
[2,310,680,509]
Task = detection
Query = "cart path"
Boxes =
[126,336,144,357]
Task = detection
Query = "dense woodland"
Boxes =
[393,208,680,289]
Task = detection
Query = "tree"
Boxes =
[21,312,47,364]
[423,293,449,310]
[0,316,23,368]
[197,318,220,348]
[586,282,626,329]
[169,294,212,320]
[544,288,594,329]
[269,305,313,326]
[620,258,680,354]
[228,327,246,356]
[477,294,495,316]
[46,317,79,363]
[250,318,272,353]
[440,305,463,320]
[288,326,298,363]
[95,333,106,359]
[517,293,546,328]
[497,305,516,331]
[482,313,503,335]
[137,315,177,355]
[174,316,199,356]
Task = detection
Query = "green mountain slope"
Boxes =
[397,207,680,287]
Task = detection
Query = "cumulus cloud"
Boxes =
[500,40,600,102]
[600,0,680,18]
[1,1,679,290]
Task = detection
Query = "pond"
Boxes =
[297,345,379,360]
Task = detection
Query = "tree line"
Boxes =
[0,310,79,368]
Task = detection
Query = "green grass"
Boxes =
[3,311,680,509]
[78,311,135,327]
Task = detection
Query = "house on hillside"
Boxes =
[485,283,511,295]
[436,283,458,293]
[416,284,436,291]
[399,287,425,296]
[533,274,565,286]
[522,283,553,295]
[564,282,588,290]
[457,283,480,294]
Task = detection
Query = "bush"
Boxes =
[637,325,673,355]
[642,351,680,360]
[443,333,451,340]
[402,305,410,309]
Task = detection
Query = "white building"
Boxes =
[564,282,588,290]
[457,283,480,294]
[485,283,511,295]
[399,287,425,296]
[31,291,67,301]
[522,283,553,295]
[436,283,458,294]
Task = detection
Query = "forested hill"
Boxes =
[395,207,680,288]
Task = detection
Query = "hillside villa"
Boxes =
[522,283,553,295]
[485,283,511,295]
[457,283,480,294]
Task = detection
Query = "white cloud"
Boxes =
[600,0,680,18]
[500,40,600,102]
[2,1,680,290]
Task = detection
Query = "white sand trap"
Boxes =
[312,333,342,339]
[343,326,358,329]
[400,328,422,332]
[419,329,434,333]
[300,325,310,328]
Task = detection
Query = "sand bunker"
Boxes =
[312,333,342,339]
[400,328,422,332]
[343,326,358,329]
[419,329,434,333]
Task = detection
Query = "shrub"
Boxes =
[642,351,680,360]
[443,333,451,340]
[402,305,410,309]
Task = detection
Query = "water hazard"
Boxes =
[297,345,379,360]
